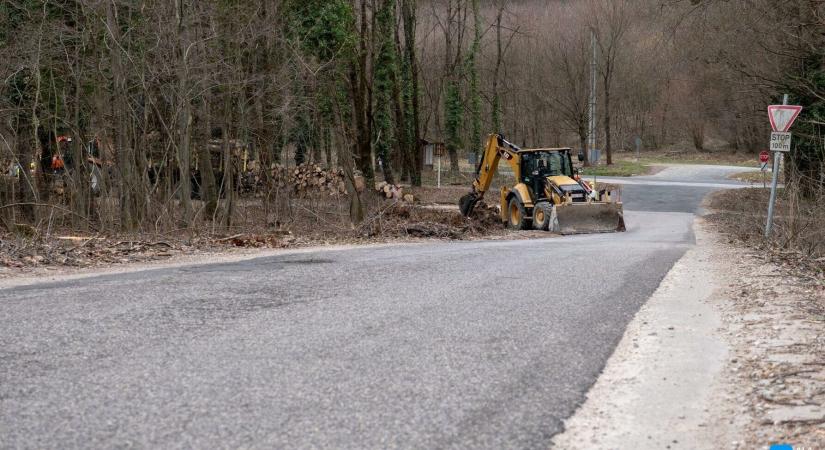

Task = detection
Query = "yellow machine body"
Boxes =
[460,134,625,234]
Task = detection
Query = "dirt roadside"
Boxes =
[0,201,566,288]
[0,199,511,282]
[552,219,824,449]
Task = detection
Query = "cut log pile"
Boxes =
[270,163,347,196]
[375,181,415,203]
[250,164,418,202]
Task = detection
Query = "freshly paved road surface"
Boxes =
[0,164,754,448]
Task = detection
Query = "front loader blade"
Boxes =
[553,202,625,235]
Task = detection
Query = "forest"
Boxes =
[0,0,823,234]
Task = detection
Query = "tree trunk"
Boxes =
[71,70,90,229]
[107,1,138,230]
[492,7,504,132]
[177,98,193,221]
[692,121,705,151]
[579,123,588,167]
[174,0,192,223]
[348,0,375,189]
[324,128,333,168]
[221,94,235,228]
[200,98,218,218]
[14,117,37,224]
[402,0,422,186]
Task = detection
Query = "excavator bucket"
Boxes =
[459,193,479,217]
[552,202,626,235]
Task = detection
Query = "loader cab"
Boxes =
[520,149,574,185]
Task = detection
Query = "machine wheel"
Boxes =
[507,196,530,230]
[533,202,554,231]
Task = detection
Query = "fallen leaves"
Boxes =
[0,234,190,270]
[715,240,825,447]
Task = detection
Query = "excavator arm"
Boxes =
[459,134,521,216]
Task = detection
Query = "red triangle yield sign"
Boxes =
[768,105,802,132]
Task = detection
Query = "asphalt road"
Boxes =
[0,164,753,449]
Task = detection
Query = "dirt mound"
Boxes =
[360,202,502,239]
[469,201,502,227]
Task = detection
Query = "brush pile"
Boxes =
[360,201,502,239]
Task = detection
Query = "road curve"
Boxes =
[0,164,751,449]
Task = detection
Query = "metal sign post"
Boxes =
[437,153,441,188]
[434,144,443,188]
[765,151,782,238]
[765,95,802,238]
[588,30,597,163]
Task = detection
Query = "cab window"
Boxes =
[523,151,572,181]
[539,152,571,177]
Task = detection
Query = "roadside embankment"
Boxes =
[552,218,824,448]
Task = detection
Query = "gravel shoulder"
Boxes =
[551,218,825,449]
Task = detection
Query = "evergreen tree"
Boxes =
[445,79,463,176]
[400,0,422,186]
[467,0,483,158]
[786,52,825,199]
[373,0,398,184]
[284,0,356,167]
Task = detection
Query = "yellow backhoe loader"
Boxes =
[459,134,625,234]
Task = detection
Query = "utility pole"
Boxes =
[765,94,788,238]
[588,29,598,165]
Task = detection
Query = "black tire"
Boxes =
[507,196,530,230]
[533,201,553,231]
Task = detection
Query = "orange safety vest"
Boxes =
[51,154,64,170]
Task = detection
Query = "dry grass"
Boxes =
[629,149,761,167]
[0,190,508,272]
[727,171,783,184]
[409,186,469,204]
[580,160,651,177]
[705,187,824,281]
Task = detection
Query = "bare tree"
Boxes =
[588,0,631,165]
[540,7,592,165]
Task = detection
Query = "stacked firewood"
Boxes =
[270,163,347,196]
[375,181,415,203]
